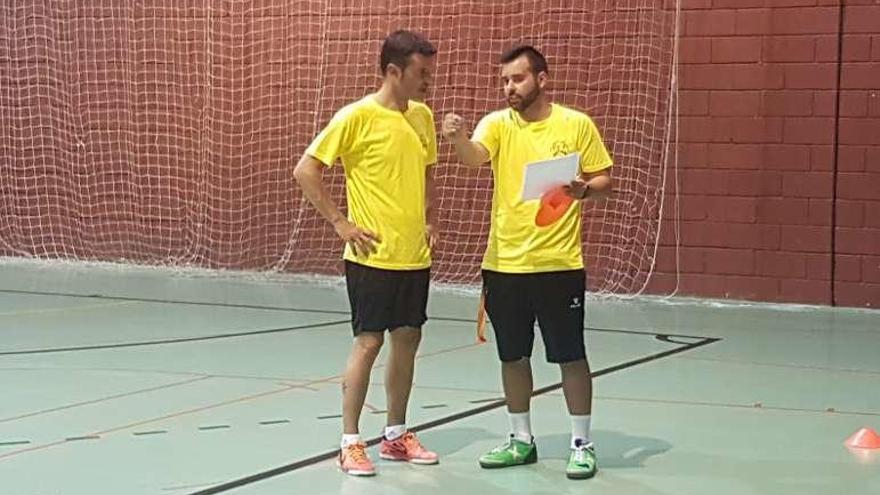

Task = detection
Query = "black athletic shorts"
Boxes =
[345,261,430,336]
[482,269,586,363]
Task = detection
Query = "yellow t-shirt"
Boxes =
[306,95,437,270]
[473,103,612,273]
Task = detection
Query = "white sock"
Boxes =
[341,433,362,448]
[571,414,592,449]
[509,411,533,444]
[384,424,406,441]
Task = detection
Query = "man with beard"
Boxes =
[294,30,440,477]
[441,45,613,480]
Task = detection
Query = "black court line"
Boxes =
[187,335,721,495]
[0,288,350,315]
[655,334,707,345]
[0,288,715,341]
[198,425,231,431]
[133,430,168,437]
[65,435,100,442]
[0,319,349,356]
[258,420,290,426]
[316,414,342,420]
[0,440,30,447]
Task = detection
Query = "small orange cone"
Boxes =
[535,187,574,227]
[844,427,880,449]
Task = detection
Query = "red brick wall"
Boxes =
[646,0,880,307]
[835,2,880,307]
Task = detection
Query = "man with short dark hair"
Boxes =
[442,44,613,480]
[294,30,440,477]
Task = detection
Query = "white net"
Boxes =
[0,1,678,294]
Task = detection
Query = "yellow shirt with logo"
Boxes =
[473,103,612,273]
[306,96,437,270]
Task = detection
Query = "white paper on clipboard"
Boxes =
[520,152,580,201]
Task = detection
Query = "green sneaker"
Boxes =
[478,437,538,469]
[566,441,597,479]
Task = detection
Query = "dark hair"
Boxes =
[500,45,549,75]
[380,30,437,75]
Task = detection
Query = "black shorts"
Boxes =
[482,269,586,363]
[345,261,430,336]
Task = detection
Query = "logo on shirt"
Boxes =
[569,297,582,309]
[551,140,573,157]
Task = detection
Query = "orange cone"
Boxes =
[535,187,574,227]
[844,427,880,449]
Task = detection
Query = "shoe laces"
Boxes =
[572,442,593,463]
[345,442,369,463]
[492,438,515,453]
[401,432,423,452]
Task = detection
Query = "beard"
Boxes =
[507,85,540,113]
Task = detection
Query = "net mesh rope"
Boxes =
[0,1,678,294]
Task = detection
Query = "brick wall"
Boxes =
[646,0,880,307]
[835,2,880,306]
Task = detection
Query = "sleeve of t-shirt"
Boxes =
[472,112,500,161]
[425,109,438,167]
[579,116,613,174]
[305,106,357,167]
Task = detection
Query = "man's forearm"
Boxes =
[294,159,346,226]
[452,136,488,168]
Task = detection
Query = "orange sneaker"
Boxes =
[380,431,439,465]
[337,442,376,476]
